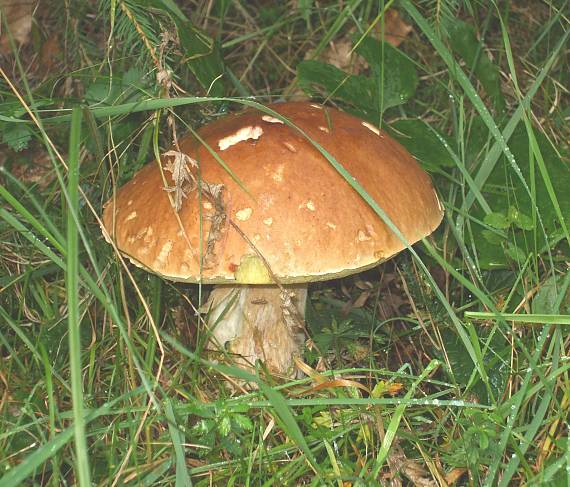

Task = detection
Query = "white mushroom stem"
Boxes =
[204,284,308,376]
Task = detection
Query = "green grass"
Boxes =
[0,1,569,485]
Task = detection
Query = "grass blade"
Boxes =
[161,332,323,478]
[371,360,440,477]
[464,312,570,325]
[165,400,193,487]
[66,106,91,486]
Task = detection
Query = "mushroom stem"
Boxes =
[205,284,308,376]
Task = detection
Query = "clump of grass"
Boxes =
[0,1,568,485]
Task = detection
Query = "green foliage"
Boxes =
[297,37,417,120]
[354,36,418,112]
[444,409,504,479]
[85,67,150,105]
[1,1,568,485]
[533,274,570,314]
[145,0,225,96]
[1,124,33,151]
[306,293,386,355]
[389,119,455,171]
[100,0,225,95]
[473,123,569,268]
[439,327,509,404]
[445,19,505,113]
[189,401,254,460]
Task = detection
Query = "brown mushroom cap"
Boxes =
[102,102,443,284]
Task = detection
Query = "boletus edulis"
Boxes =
[101,101,443,377]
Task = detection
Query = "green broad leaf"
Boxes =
[465,115,491,161]
[297,60,375,112]
[533,274,570,314]
[507,206,534,230]
[85,68,151,106]
[484,212,510,229]
[389,119,455,170]
[174,18,225,96]
[440,328,509,404]
[505,243,527,262]
[354,37,418,110]
[479,432,490,450]
[297,38,417,116]
[446,19,505,113]
[85,78,122,104]
[1,124,33,151]
[481,229,505,245]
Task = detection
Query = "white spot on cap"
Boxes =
[260,193,274,208]
[263,217,273,226]
[155,240,173,266]
[203,201,213,210]
[301,200,316,211]
[272,164,284,183]
[139,246,150,255]
[236,207,252,221]
[135,226,154,243]
[310,104,323,109]
[261,115,284,124]
[254,233,261,241]
[283,141,297,153]
[125,211,137,222]
[362,121,380,136]
[144,227,153,241]
[127,200,133,206]
[218,126,263,151]
[180,263,190,273]
[318,126,330,133]
[357,229,372,242]
[365,224,378,238]
[326,222,336,230]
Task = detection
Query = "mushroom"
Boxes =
[101,102,443,377]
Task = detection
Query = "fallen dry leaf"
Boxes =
[39,35,61,74]
[322,36,368,73]
[388,442,438,487]
[0,0,35,54]
[315,9,413,77]
[6,151,55,189]
[445,467,467,485]
[378,9,413,48]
